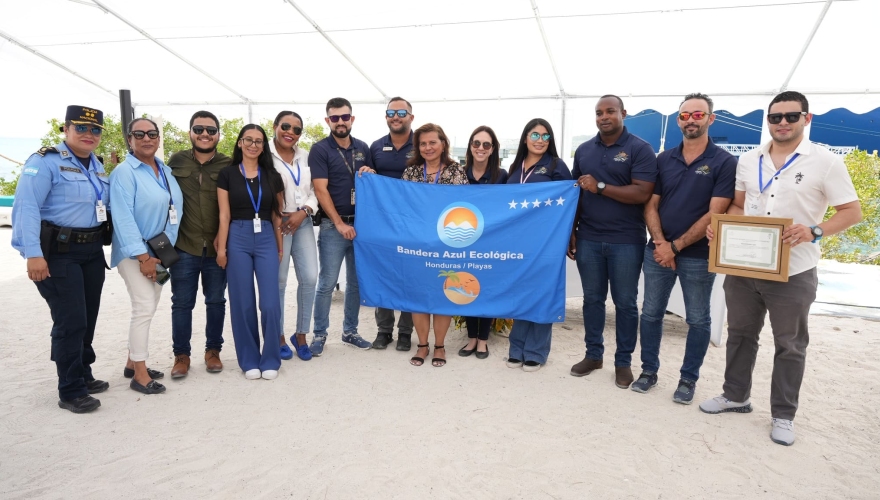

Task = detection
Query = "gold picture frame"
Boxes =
[708,214,792,282]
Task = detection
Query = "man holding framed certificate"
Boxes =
[699,91,862,446]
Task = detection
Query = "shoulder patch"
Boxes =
[36,146,58,157]
[22,166,40,176]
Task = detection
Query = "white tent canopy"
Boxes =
[1,0,878,148]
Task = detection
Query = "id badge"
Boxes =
[169,206,179,225]
[253,216,262,233]
[350,188,355,205]
[294,190,304,206]
[95,200,107,222]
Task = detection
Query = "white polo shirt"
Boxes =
[270,142,318,214]
[736,138,858,276]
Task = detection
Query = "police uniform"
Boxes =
[11,105,110,413]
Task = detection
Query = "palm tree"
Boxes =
[438,270,460,289]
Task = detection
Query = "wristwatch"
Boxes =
[810,225,823,243]
[596,182,606,196]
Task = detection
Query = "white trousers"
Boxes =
[117,258,163,362]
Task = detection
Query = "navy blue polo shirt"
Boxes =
[649,139,737,259]
[506,154,572,184]
[572,127,657,244]
[466,165,509,185]
[370,132,413,179]
[310,135,373,216]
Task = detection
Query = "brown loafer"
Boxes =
[205,349,223,373]
[171,354,190,379]
[615,366,634,389]
[570,357,603,377]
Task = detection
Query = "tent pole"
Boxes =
[780,0,834,91]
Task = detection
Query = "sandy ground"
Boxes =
[1,227,879,500]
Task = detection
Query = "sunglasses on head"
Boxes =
[678,111,709,121]
[767,112,807,125]
[191,125,218,136]
[73,124,103,136]
[129,130,159,140]
[280,123,303,134]
[385,109,409,118]
[240,137,264,147]
[328,114,352,123]
[529,132,551,142]
[471,140,493,150]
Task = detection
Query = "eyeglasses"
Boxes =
[280,123,303,134]
[385,110,409,118]
[529,132,551,142]
[191,125,218,136]
[767,112,807,125]
[240,137,264,147]
[73,124,103,136]
[678,111,709,121]
[328,114,352,123]
[129,130,159,140]
[471,140,493,150]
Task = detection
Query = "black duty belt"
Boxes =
[41,221,104,254]
[338,215,355,224]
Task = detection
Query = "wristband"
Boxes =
[670,241,680,256]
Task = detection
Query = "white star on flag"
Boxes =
[556,196,565,205]
[531,199,541,208]
[520,200,529,209]
[544,198,553,206]
[508,200,518,209]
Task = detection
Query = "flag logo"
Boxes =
[439,271,481,305]
[436,202,484,248]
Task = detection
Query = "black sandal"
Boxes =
[410,344,429,367]
[432,345,446,367]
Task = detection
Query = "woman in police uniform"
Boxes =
[11,105,110,414]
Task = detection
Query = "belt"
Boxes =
[56,227,104,243]
[338,215,355,223]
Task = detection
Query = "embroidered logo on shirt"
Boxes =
[406,151,415,159]
[354,152,366,162]
[795,172,804,184]
[613,152,628,162]
[536,167,548,175]
[60,166,83,174]
[695,165,711,175]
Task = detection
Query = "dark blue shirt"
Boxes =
[370,132,413,179]
[466,165,509,185]
[506,154,572,184]
[649,139,737,259]
[572,127,657,244]
[310,135,373,216]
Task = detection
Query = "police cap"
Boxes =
[61,105,104,132]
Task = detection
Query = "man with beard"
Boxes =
[167,111,230,377]
[369,97,415,351]
[700,91,861,446]
[630,93,736,404]
[309,97,375,356]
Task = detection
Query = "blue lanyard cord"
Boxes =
[758,153,799,194]
[280,158,301,186]
[156,163,174,208]
[75,156,104,203]
[239,163,263,216]
[423,163,442,184]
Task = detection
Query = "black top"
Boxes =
[217,164,282,220]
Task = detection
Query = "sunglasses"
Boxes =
[471,140,493,150]
[328,114,352,123]
[240,137,264,147]
[767,112,807,125]
[73,124,103,136]
[385,109,410,118]
[191,125,218,136]
[280,123,303,134]
[529,132,551,142]
[129,130,159,140]
[678,111,709,121]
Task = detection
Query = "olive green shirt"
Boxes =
[168,149,231,257]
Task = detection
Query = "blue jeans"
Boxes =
[575,239,643,367]
[313,219,360,336]
[639,247,715,381]
[508,320,552,364]
[279,215,318,336]
[171,248,227,356]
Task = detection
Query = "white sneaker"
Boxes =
[506,358,524,369]
[699,394,753,414]
[261,370,278,380]
[770,418,795,446]
[244,369,261,380]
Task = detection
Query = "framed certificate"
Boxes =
[708,214,792,282]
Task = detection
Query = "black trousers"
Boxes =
[35,239,105,401]
[464,316,492,341]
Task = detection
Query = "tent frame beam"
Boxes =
[530,0,567,157]
[780,0,834,92]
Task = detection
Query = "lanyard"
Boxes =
[280,157,301,186]
[758,153,799,194]
[336,148,355,179]
[156,163,174,208]
[75,155,104,203]
[423,163,442,184]
[520,162,538,184]
[239,163,262,216]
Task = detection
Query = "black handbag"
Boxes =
[146,232,179,268]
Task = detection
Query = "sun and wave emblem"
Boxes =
[438,271,480,305]
[436,202,484,248]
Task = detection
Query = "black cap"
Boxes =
[64,105,104,128]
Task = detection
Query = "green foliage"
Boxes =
[161,120,190,161]
[298,121,328,151]
[821,149,880,264]
[0,168,19,195]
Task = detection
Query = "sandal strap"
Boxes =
[434,345,445,349]
[417,344,429,348]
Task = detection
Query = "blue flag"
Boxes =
[353,174,578,323]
